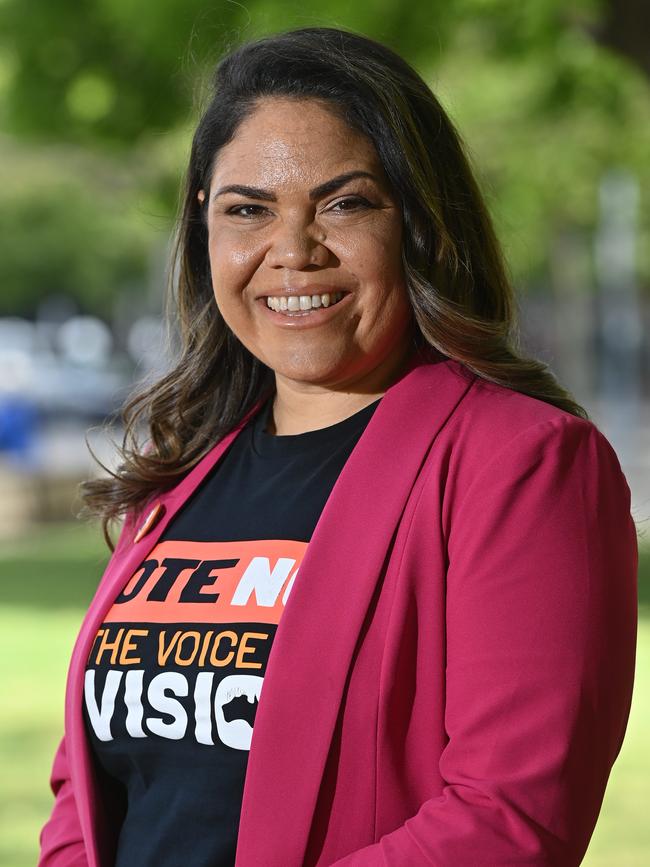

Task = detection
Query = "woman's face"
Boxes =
[198,97,414,391]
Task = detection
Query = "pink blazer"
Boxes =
[39,355,638,866]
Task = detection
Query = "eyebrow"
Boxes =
[211,170,380,203]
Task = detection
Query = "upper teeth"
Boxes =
[266,291,343,312]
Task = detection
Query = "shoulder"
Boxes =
[434,358,599,451]
[421,360,629,503]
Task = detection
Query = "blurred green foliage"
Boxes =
[0,155,150,316]
[0,0,648,315]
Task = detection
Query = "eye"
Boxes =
[330,196,372,212]
[226,204,268,218]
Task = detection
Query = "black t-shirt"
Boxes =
[83,394,382,867]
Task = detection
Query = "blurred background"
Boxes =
[0,2,648,865]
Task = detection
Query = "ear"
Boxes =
[197,189,206,205]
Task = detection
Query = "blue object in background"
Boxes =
[0,394,39,467]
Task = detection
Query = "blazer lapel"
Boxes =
[65,402,264,867]
[235,357,476,866]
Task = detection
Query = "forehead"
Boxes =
[210,97,385,187]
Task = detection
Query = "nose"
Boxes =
[264,218,329,269]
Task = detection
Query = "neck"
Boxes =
[266,343,427,436]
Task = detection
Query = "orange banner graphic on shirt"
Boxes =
[103,539,308,625]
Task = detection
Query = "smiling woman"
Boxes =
[39,25,638,867]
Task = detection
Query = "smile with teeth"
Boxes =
[265,291,344,314]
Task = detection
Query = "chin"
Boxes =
[276,366,340,385]
[272,353,353,384]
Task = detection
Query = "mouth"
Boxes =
[256,290,352,328]
[261,290,348,313]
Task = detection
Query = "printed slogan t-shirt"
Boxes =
[83,393,382,867]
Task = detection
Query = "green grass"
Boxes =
[0,522,648,866]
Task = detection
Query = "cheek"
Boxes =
[337,224,403,278]
[208,231,262,279]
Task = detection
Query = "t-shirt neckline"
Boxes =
[250,395,382,458]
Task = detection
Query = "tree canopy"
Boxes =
[0,0,647,316]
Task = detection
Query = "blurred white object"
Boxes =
[0,317,36,353]
[127,315,170,376]
[0,348,34,395]
[57,316,113,366]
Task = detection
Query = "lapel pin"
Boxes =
[133,502,165,543]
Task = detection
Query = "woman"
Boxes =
[39,26,638,867]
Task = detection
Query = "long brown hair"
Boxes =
[81,26,589,547]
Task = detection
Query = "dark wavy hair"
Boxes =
[81,25,589,547]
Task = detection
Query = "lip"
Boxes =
[256,291,352,329]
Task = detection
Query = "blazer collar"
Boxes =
[235,354,475,865]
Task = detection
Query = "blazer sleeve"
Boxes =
[38,736,89,867]
[38,511,137,867]
[330,415,638,866]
